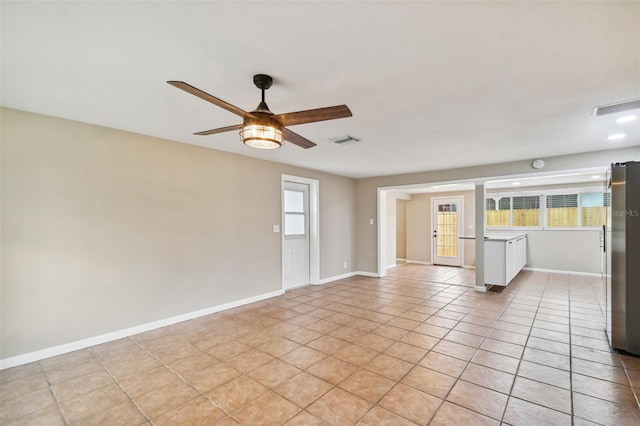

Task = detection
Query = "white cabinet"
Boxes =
[484,234,527,286]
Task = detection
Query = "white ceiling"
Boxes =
[2,1,639,179]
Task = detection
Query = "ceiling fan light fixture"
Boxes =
[168,74,351,150]
[240,123,284,149]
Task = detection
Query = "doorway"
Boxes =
[432,196,463,266]
[281,175,319,290]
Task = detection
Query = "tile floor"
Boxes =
[2,264,640,425]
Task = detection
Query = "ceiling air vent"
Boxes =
[330,135,361,145]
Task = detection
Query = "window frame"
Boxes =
[485,186,607,231]
[283,189,307,239]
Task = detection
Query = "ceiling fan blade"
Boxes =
[167,81,253,119]
[194,124,242,136]
[275,105,352,126]
[283,128,317,149]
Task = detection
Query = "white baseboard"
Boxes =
[406,260,433,265]
[315,271,381,285]
[522,267,601,277]
[462,265,476,270]
[386,264,397,269]
[396,258,407,262]
[2,269,391,370]
[0,289,283,370]
[315,272,358,285]
[356,271,381,278]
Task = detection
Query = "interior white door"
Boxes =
[432,196,463,266]
[283,182,310,290]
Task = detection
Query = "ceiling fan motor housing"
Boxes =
[253,74,273,90]
[245,111,281,129]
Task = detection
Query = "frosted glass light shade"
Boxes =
[240,124,284,149]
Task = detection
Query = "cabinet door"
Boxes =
[485,241,507,285]
[506,241,514,281]
[518,237,526,269]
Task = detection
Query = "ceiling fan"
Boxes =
[167,74,352,149]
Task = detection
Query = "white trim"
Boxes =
[281,175,320,287]
[356,271,381,278]
[486,226,604,231]
[315,271,381,285]
[315,272,357,285]
[487,186,604,198]
[377,189,387,278]
[406,260,433,265]
[396,258,407,262]
[463,265,476,270]
[522,267,601,277]
[386,264,397,269]
[0,289,283,370]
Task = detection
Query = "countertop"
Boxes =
[484,234,527,241]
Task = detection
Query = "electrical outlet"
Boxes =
[343,262,348,269]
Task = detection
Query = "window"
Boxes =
[581,192,610,227]
[486,196,539,227]
[486,197,511,226]
[513,196,540,227]
[284,190,306,237]
[546,194,578,227]
[486,188,608,229]
[436,203,457,257]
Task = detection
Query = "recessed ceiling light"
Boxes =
[608,133,626,141]
[615,115,638,124]
[512,182,521,186]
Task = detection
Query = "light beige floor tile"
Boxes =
[307,387,372,425]
[430,401,500,426]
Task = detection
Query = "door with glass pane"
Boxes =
[282,182,310,290]
[432,196,462,266]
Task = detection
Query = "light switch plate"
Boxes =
[273,225,280,233]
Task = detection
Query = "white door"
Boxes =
[283,182,310,290]
[432,196,463,266]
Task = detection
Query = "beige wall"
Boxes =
[405,194,430,263]
[355,147,640,273]
[2,106,638,361]
[1,108,356,359]
[405,191,476,266]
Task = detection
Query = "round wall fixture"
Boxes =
[532,159,545,169]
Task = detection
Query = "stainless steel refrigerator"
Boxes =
[605,161,640,355]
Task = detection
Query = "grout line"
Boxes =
[89,342,153,425]
[38,360,69,426]
[4,266,633,425]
